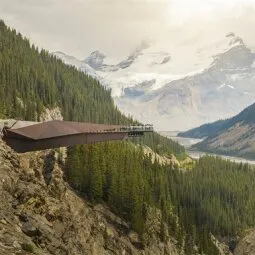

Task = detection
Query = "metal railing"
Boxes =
[101,125,154,133]
[120,124,154,132]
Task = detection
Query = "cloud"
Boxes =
[167,0,255,25]
[0,0,171,57]
[1,0,255,58]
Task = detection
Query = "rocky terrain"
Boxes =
[143,145,193,169]
[0,139,180,255]
[234,229,255,255]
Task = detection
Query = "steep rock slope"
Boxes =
[54,33,255,130]
[180,103,255,159]
[0,139,179,255]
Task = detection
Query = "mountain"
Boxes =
[53,33,255,130]
[2,21,255,254]
[179,103,255,159]
[0,21,192,255]
[0,20,194,254]
[0,20,186,158]
[177,119,228,139]
[53,51,99,78]
[0,139,181,255]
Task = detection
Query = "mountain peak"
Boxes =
[225,32,236,38]
[89,50,106,59]
[225,32,244,46]
[84,50,106,70]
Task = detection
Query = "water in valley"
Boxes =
[160,131,255,165]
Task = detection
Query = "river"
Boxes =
[160,131,255,165]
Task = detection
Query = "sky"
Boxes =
[1,0,255,59]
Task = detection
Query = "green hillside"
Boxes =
[179,103,255,159]
[3,20,255,254]
[0,20,185,158]
[178,103,255,139]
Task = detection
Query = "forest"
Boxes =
[0,20,185,159]
[66,142,255,254]
[1,20,255,254]
[65,142,218,254]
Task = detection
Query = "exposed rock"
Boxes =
[21,221,40,237]
[211,234,232,255]
[143,145,181,168]
[0,139,180,255]
[12,240,21,249]
[181,157,193,165]
[234,229,255,255]
[40,107,63,122]
[0,219,7,225]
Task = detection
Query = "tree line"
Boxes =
[3,20,254,254]
[66,144,255,253]
[0,20,185,159]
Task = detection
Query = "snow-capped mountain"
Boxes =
[53,33,255,131]
[53,51,99,79]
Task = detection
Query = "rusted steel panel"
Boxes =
[3,132,128,153]
[6,120,124,140]
[3,129,33,140]
[2,120,153,153]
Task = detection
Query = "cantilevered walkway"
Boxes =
[0,120,153,153]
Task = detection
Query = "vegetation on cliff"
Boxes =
[2,20,255,254]
[0,20,185,159]
[65,142,221,254]
[66,144,255,253]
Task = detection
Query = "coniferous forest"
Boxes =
[0,20,185,159]
[1,20,255,254]
[66,143,255,254]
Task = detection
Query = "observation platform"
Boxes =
[0,120,153,153]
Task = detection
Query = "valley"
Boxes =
[179,103,255,160]
[160,131,255,165]
[1,2,255,252]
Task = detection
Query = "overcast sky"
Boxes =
[1,0,255,59]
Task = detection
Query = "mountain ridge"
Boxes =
[53,33,255,130]
[179,102,255,159]
[2,20,255,254]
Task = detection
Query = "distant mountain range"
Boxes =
[53,33,255,130]
[179,103,255,159]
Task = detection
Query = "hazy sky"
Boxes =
[1,0,255,58]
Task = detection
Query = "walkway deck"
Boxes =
[1,120,153,153]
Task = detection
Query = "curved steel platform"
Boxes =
[1,120,153,153]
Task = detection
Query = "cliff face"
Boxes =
[0,139,179,255]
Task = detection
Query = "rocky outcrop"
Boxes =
[40,107,63,122]
[143,145,181,168]
[234,229,255,255]
[0,139,180,255]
